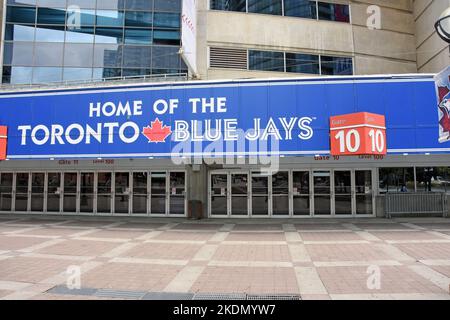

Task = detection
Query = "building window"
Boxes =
[284,0,317,19]
[416,167,450,194]
[248,0,282,16]
[317,2,350,23]
[320,56,353,75]
[210,0,246,12]
[210,0,350,23]
[286,53,319,74]
[2,1,187,85]
[249,50,284,72]
[379,168,415,193]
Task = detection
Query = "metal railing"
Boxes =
[385,192,448,218]
[0,73,189,92]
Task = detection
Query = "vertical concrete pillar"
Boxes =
[187,163,208,219]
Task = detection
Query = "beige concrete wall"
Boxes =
[414,0,450,73]
[196,0,419,80]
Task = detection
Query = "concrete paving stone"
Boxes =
[213,244,291,262]
[81,262,182,292]
[294,223,347,231]
[0,256,74,283]
[59,221,118,228]
[300,232,364,242]
[120,242,203,260]
[37,239,121,256]
[224,232,286,242]
[0,235,51,251]
[191,266,299,295]
[232,224,284,231]
[306,243,393,262]
[110,222,168,230]
[154,231,215,241]
[17,227,85,237]
[351,223,413,230]
[394,243,450,260]
[82,229,148,240]
[316,266,447,295]
[171,223,224,231]
[371,231,443,241]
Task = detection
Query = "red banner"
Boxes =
[0,126,7,160]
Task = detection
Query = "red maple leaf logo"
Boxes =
[439,106,450,134]
[142,118,172,143]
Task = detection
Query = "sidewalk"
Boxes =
[0,216,449,300]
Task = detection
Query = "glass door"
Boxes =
[355,170,374,215]
[252,173,269,216]
[30,173,45,212]
[272,171,289,216]
[47,173,61,213]
[132,172,148,215]
[151,172,166,215]
[169,172,185,216]
[334,170,352,215]
[97,172,112,214]
[63,172,78,213]
[230,173,249,217]
[293,171,311,216]
[15,173,29,212]
[80,172,94,213]
[313,171,331,216]
[0,173,13,212]
[114,172,130,214]
[210,173,228,217]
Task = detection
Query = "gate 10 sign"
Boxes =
[330,112,387,156]
[0,126,7,160]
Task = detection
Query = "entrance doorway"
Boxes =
[209,169,375,218]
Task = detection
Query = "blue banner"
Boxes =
[0,76,448,160]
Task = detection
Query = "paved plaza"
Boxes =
[0,216,449,300]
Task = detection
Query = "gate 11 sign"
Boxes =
[330,112,387,156]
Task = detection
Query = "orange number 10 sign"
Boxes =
[0,126,7,161]
[330,112,387,156]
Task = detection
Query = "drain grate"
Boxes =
[247,294,301,301]
[193,293,247,300]
[143,292,195,300]
[47,285,97,297]
[95,289,147,300]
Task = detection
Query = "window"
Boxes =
[37,8,67,25]
[379,168,415,193]
[6,6,36,24]
[125,11,153,28]
[284,0,317,19]
[124,28,152,45]
[5,24,36,41]
[321,56,353,75]
[286,53,319,74]
[318,2,350,22]
[154,13,181,29]
[126,0,154,11]
[211,0,246,12]
[248,0,282,15]
[249,50,284,72]
[416,167,450,194]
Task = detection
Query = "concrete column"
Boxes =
[187,163,209,219]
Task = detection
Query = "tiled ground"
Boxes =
[0,216,449,300]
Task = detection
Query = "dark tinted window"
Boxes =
[321,56,353,75]
[248,0,282,15]
[249,50,284,72]
[210,0,246,12]
[6,6,36,24]
[286,53,319,74]
[318,2,350,22]
[284,0,317,19]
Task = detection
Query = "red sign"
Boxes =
[0,126,7,160]
[330,112,387,156]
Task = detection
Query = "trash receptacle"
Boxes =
[188,200,203,220]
